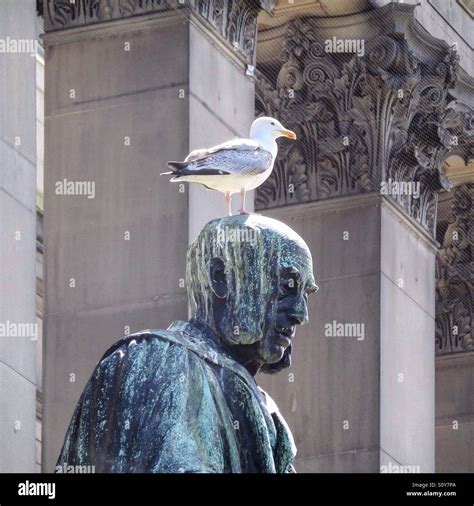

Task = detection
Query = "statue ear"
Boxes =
[209,257,227,299]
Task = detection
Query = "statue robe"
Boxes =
[57,320,296,473]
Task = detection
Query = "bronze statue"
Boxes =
[57,214,317,472]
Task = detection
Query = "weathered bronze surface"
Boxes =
[57,215,317,472]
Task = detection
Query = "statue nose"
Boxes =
[289,297,309,326]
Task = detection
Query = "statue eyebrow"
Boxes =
[280,268,318,293]
[281,266,300,276]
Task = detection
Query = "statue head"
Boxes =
[186,215,318,375]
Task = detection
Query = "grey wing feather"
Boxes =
[169,146,273,178]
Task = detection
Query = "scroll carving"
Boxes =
[435,183,473,354]
[255,15,473,236]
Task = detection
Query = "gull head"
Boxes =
[250,117,297,143]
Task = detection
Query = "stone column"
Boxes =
[186,3,260,240]
[41,0,270,472]
[256,3,473,472]
[0,0,38,472]
[435,182,474,472]
[260,192,438,472]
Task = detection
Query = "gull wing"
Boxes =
[166,141,273,178]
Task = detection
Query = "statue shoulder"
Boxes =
[98,328,182,361]
[92,327,195,381]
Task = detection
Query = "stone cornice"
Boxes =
[42,7,187,46]
[42,8,255,79]
[42,0,172,31]
[436,350,474,368]
[262,191,383,219]
[258,3,472,73]
[41,0,275,64]
[262,192,440,252]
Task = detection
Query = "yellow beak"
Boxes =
[279,129,297,140]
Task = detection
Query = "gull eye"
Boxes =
[271,121,275,125]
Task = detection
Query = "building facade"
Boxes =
[0,0,472,473]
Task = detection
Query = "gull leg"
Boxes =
[225,192,232,216]
[238,188,259,215]
[238,188,247,214]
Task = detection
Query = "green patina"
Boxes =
[57,215,317,473]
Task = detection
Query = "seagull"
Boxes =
[161,117,296,215]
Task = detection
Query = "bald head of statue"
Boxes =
[186,214,318,376]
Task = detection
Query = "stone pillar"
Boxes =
[187,7,258,241]
[0,0,38,472]
[435,182,474,472]
[260,193,437,472]
[41,0,269,472]
[256,3,472,472]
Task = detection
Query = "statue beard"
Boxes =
[260,344,292,374]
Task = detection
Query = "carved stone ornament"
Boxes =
[41,0,274,64]
[435,183,473,354]
[255,4,473,236]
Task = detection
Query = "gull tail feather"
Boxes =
[160,160,188,177]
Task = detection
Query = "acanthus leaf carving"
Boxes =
[255,16,473,238]
[435,183,473,354]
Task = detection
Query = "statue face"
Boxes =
[187,214,317,375]
[257,242,318,367]
[208,237,317,373]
